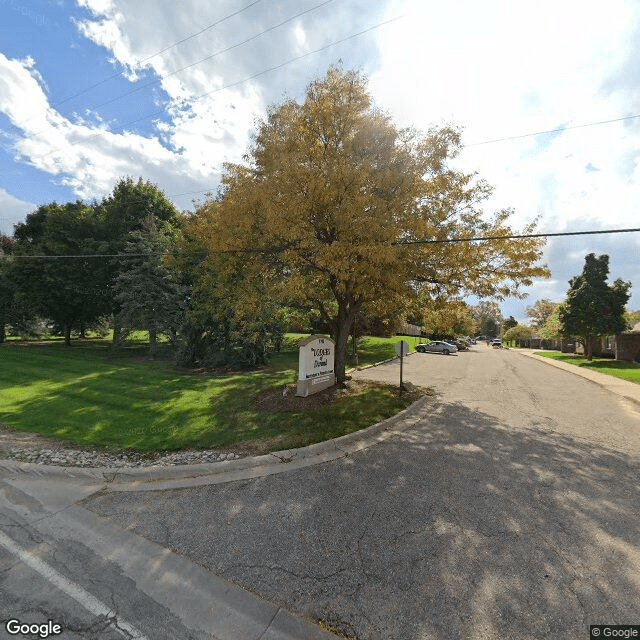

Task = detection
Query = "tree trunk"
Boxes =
[112,314,122,349]
[149,322,158,359]
[333,302,357,384]
[586,336,593,361]
[63,324,72,347]
[0,311,5,344]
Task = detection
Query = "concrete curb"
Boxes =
[513,348,640,407]
[0,393,431,492]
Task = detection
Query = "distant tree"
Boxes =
[503,324,533,342]
[114,218,186,358]
[0,234,16,343]
[558,253,630,360]
[503,315,518,332]
[525,299,559,328]
[624,309,640,330]
[471,301,503,337]
[100,177,182,346]
[175,206,287,368]
[540,305,566,340]
[11,202,110,345]
[422,298,474,338]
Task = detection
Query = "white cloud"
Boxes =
[0,188,35,235]
[0,52,219,207]
[1,0,639,316]
[370,0,640,317]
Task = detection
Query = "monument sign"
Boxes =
[296,335,336,397]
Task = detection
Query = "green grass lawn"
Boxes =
[534,351,640,384]
[0,335,418,453]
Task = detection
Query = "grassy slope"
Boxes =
[0,335,415,452]
[535,351,640,384]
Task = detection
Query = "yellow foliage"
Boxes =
[188,66,549,378]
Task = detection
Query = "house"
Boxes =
[615,322,640,363]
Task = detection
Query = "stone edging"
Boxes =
[0,391,431,492]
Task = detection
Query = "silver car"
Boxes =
[416,341,458,355]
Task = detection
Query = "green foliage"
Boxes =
[0,235,15,343]
[503,315,518,331]
[100,177,181,243]
[540,305,566,340]
[558,253,630,359]
[100,177,182,338]
[624,309,640,330]
[176,208,287,368]
[421,298,474,338]
[114,217,186,357]
[503,324,533,341]
[471,301,503,337]
[10,202,111,345]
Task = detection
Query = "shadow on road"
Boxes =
[86,401,640,640]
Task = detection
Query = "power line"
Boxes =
[5,227,640,259]
[84,0,335,114]
[464,114,640,147]
[53,0,264,109]
[397,227,640,244]
[53,14,405,152]
[163,112,640,202]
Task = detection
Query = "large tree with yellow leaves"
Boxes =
[192,67,548,382]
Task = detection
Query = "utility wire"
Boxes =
[5,227,640,259]
[53,0,264,108]
[163,113,640,201]
[57,15,405,151]
[21,0,334,144]
[397,228,640,244]
[84,0,335,114]
[464,114,640,147]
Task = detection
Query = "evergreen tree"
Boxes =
[559,253,630,360]
[113,217,186,358]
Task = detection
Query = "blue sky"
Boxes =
[1,0,639,321]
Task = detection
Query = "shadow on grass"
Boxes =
[0,341,409,452]
[88,400,640,639]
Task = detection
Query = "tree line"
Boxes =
[503,253,634,360]
[0,67,551,381]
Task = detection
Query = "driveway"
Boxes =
[84,344,640,640]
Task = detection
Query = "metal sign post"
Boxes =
[395,340,409,396]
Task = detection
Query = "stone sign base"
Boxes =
[296,374,336,397]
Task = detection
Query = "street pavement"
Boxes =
[2,344,640,639]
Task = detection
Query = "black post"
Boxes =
[399,348,403,396]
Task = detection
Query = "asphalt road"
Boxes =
[84,344,640,640]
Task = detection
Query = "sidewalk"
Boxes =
[513,347,640,406]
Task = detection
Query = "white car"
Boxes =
[491,339,503,348]
[416,341,458,355]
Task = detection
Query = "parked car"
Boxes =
[416,341,458,355]
[491,339,503,348]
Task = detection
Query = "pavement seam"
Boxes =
[512,349,640,407]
